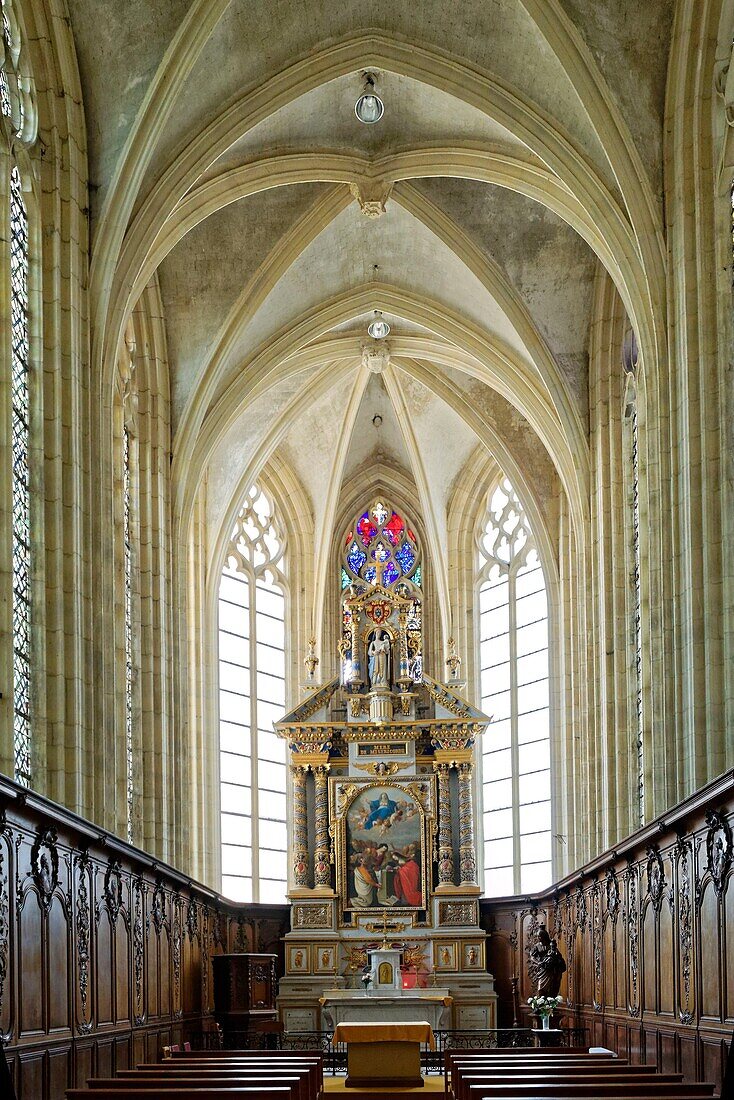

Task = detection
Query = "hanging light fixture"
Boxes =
[368,311,390,339]
[355,73,384,125]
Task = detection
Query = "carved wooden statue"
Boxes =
[528,922,567,997]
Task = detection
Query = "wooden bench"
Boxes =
[118,1062,320,1100]
[86,1078,305,1100]
[67,1089,293,1100]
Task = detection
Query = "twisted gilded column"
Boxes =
[291,764,309,889]
[313,764,331,888]
[458,761,478,886]
[434,761,455,887]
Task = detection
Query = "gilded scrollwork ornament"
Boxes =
[434,762,455,887]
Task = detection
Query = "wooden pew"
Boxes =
[85,1077,305,1100]
[67,1089,293,1100]
[462,1082,715,1100]
[165,1050,324,1092]
[445,1051,619,1095]
[118,1062,320,1100]
[140,1057,322,1099]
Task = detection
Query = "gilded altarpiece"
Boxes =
[275,499,497,1032]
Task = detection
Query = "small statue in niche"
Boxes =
[368,629,391,689]
[528,922,566,997]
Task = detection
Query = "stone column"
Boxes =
[291,764,309,889]
[458,761,478,886]
[313,764,331,888]
[434,761,455,887]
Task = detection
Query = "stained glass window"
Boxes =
[0,6,11,117]
[122,425,135,841]
[623,374,644,828]
[219,484,288,904]
[478,478,551,897]
[342,499,421,590]
[10,163,31,787]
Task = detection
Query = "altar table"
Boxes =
[333,1020,434,1088]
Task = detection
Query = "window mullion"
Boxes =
[249,572,259,902]
[508,567,521,893]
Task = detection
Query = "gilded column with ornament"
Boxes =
[458,760,479,887]
[291,764,310,889]
[313,763,332,889]
[434,761,455,888]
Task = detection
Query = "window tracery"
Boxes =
[10,161,31,787]
[219,484,288,903]
[477,478,551,896]
[0,0,36,145]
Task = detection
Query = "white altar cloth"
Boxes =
[320,987,452,1030]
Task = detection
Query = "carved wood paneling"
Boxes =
[0,777,289,1100]
[482,770,734,1096]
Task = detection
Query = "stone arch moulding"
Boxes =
[95,32,666,417]
[177,286,587,544]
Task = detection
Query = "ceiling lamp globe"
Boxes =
[355,75,384,124]
[368,314,390,339]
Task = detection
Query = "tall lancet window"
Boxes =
[478,478,551,896]
[218,484,288,902]
[623,329,644,827]
[10,163,31,787]
[122,423,135,840]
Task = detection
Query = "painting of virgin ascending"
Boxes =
[344,784,425,911]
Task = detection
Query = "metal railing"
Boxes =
[184,1026,589,1075]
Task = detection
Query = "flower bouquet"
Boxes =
[527,994,562,1030]
[360,970,373,993]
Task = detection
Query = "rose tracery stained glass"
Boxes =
[341,499,421,591]
[10,162,31,787]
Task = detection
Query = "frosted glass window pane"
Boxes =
[258,729,285,763]
[255,613,285,648]
[259,848,288,878]
[484,808,514,841]
[219,661,249,693]
[484,866,514,897]
[481,660,510,695]
[256,642,285,678]
[520,800,551,835]
[519,771,551,805]
[260,791,287,821]
[517,710,549,744]
[521,861,552,893]
[516,650,548,687]
[221,876,252,902]
[258,759,286,795]
[484,718,511,751]
[219,631,250,664]
[517,679,549,714]
[521,830,552,863]
[221,783,251,815]
[481,632,510,668]
[519,740,550,775]
[516,590,547,628]
[515,564,544,598]
[485,777,513,811]
[258,701,285,733]
[255,585,284,619]
[220,722,251,755]
[219,601,249,637]
[259,819,288,851]
[222,844,253,876]
[220,751,251,787]
[221,812,252,845]
[479,577,509,614]
[256,669,285,706]
[483,747,512,781]
[219,573,249,606]
[482,685,511,721]
[484,837,514,867]
[259,878,288,904]
[480,605,510,642]
[516,619,548,657]
[220,690,250,726]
